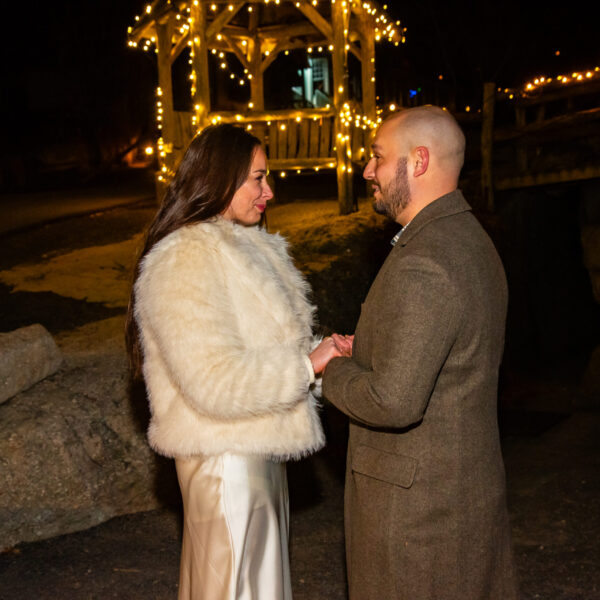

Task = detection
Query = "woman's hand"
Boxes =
[309,337,342,375]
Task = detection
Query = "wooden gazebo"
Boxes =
[128,0,403,213]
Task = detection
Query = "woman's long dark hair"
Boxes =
[125,124,261,378]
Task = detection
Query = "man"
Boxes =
[323,106,519,599]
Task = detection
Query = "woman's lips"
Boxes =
[256,204,266,212]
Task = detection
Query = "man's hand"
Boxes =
[332,333,354,357]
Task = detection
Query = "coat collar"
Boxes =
[394,189,471,247]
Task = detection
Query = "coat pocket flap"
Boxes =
[352,444,417,489]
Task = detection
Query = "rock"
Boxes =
[0,324,63,404]
[0,317,176,550]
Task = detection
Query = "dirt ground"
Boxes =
[0,196,599,599]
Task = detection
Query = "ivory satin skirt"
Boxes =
[175,454,292,600]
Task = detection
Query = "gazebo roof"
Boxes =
[128,0,404,57]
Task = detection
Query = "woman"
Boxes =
[126,123,340,599]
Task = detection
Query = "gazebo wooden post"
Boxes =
[331,0,354,215]
[248,9,266,146]
[190,0,211,131]
[156,17,177,173]
[356,7,376,184]
[358,10,376,125]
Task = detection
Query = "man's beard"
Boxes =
[373,157,411,219]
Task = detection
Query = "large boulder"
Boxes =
[0,317,174,551]
[0,324,63,404]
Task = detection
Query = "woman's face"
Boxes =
[221,147,273,225]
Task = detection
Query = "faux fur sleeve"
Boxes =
[136,229,313,420]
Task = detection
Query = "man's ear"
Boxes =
[413,146,429,177]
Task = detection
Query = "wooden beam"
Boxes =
[190,0,211,129]
[249,38,264,112]
[214,36,313,57]
[169,31,190,63]
[494,106,600,142]
[495,166,600,191]
[128,2,174,45]
[351,125,366,163]
[331,0,354,214]
[269,157,337,170]
[319,117,332,158]
[206,2,244,41]
[129,22,157,45]
[514,106,528,172]
[294,0,333,41]
[248,7,265,144]
[259,21,323,42]
[267,121,278,158]
[156,16,177,168]
[277,121,288,158]
[309,118,321,159]
[297,119,310,158]
[509,79,600,108]
[287,120,299,159]
[207,108,335,124]
[222,33,250,71]
[357,10,376,123]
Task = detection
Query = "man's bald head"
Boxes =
[364,105,466,224]
[385,106,466,178]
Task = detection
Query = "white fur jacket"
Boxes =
[135,217,325,460]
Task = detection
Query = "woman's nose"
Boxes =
[263,182,274,200]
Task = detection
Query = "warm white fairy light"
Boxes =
[499,64,600,99]
[128,0,402,178]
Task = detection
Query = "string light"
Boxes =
[128,0,403,177]
[498,65,600,99]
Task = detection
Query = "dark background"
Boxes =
[2,1,598,190]
[382,1,599,110]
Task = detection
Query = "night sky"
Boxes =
[381,1,599,109]
[1,1,597,188]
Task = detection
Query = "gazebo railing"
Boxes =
[171,108,369,174]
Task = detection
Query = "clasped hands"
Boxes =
[309,333,354,375]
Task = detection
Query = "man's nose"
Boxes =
[363,158,375,180]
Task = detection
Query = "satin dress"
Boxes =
[175,453,292,600]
